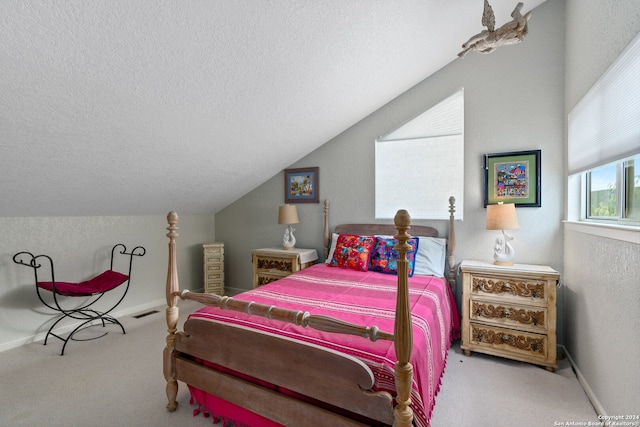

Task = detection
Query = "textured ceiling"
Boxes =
[0,0,546,217]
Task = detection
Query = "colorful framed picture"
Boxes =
[484,150,541,207]
[284,167,319,203]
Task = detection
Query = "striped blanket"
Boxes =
[188,263,460,427]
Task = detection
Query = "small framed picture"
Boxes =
[484,150,541,207]
[284,167,319,203]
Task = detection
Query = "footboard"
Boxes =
[175,318,394,426]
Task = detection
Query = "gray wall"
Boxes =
[217,0,566,337]
[563,0,640,416]
[0,213,214,351]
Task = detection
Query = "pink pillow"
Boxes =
[328,234,376,272]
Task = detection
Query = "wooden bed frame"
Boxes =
[163,197,457,427]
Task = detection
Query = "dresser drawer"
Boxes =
[470,298,547,333]
[205,258,223,268]
[204,281,224,295]
[468,323,549,362]
[206,271,223,281]
[255,273,283,287]
[204,246,223,258]
[205,261,223,273]
[470,274,547,304]
[255,256,295,274]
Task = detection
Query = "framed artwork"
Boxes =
[284,167,319,203]
[484,150,541,207]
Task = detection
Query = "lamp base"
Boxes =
[281,246,295,250]
[492,229,516,266]
[282,225,296,250]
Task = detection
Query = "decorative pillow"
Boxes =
[328,234,376,271]
[413,237,447,277]
[370,237,419,277]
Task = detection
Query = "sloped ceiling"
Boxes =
[0,0,546,217]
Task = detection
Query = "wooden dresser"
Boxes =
[251,248,318,288]
[460,260,560,371]
[203,242,224,295]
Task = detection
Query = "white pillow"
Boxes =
[413,237,447,277]
[325,233,339,263]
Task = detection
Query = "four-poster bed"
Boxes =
[163,197,459,427]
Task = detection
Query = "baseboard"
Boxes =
[0,288,236,354]
[0,298,166,354]
[561,345,606,416]
[225,286,246,296]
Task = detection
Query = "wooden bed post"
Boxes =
[393,209,414,427]
[164,211,180,411]
[323,199,330,260]
[447,196,457,295]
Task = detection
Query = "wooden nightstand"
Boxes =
[460,260,560,371]
[203,242,224,295]
[251,248,318,288]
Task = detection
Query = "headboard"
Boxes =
[321,197,457,293]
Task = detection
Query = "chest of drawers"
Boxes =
[460,260,559,371]
[251,248,318,288]
[203,242,224,295]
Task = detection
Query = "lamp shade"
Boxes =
[486,203,519,230]
[278,205,299,225]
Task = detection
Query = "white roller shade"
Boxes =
[568,32,640,175]
[375,89,464,220]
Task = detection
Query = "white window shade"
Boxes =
[382,89,464,140]
[568,32,640,175]
[375,89,464,220]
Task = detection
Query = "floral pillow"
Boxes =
[328,234,376,272]
[370,237,419,277]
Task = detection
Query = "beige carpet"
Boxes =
[0,300,597,426]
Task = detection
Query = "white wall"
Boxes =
[0,213,214,352]
[563,0,640,416]
[217,0,566,338]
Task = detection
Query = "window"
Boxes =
[375,88,464,220]
[568,33,640,229]
[585,156,639,224]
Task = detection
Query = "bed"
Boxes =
[163,197,459,427]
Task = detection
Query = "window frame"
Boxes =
[582,155,640,227]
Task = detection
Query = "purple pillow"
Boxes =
[370,237,419,277]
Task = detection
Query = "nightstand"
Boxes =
[203,242,224,295]
[460,260,560,371]
[251,248,318,288]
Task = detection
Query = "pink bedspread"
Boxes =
[188,263,460,427]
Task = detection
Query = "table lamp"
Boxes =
[486,202,519,266]
[278,204,299,250]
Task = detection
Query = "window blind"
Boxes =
[375,89,464,220]
[568,32,640,175]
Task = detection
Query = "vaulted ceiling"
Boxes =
[0,1,546,217]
